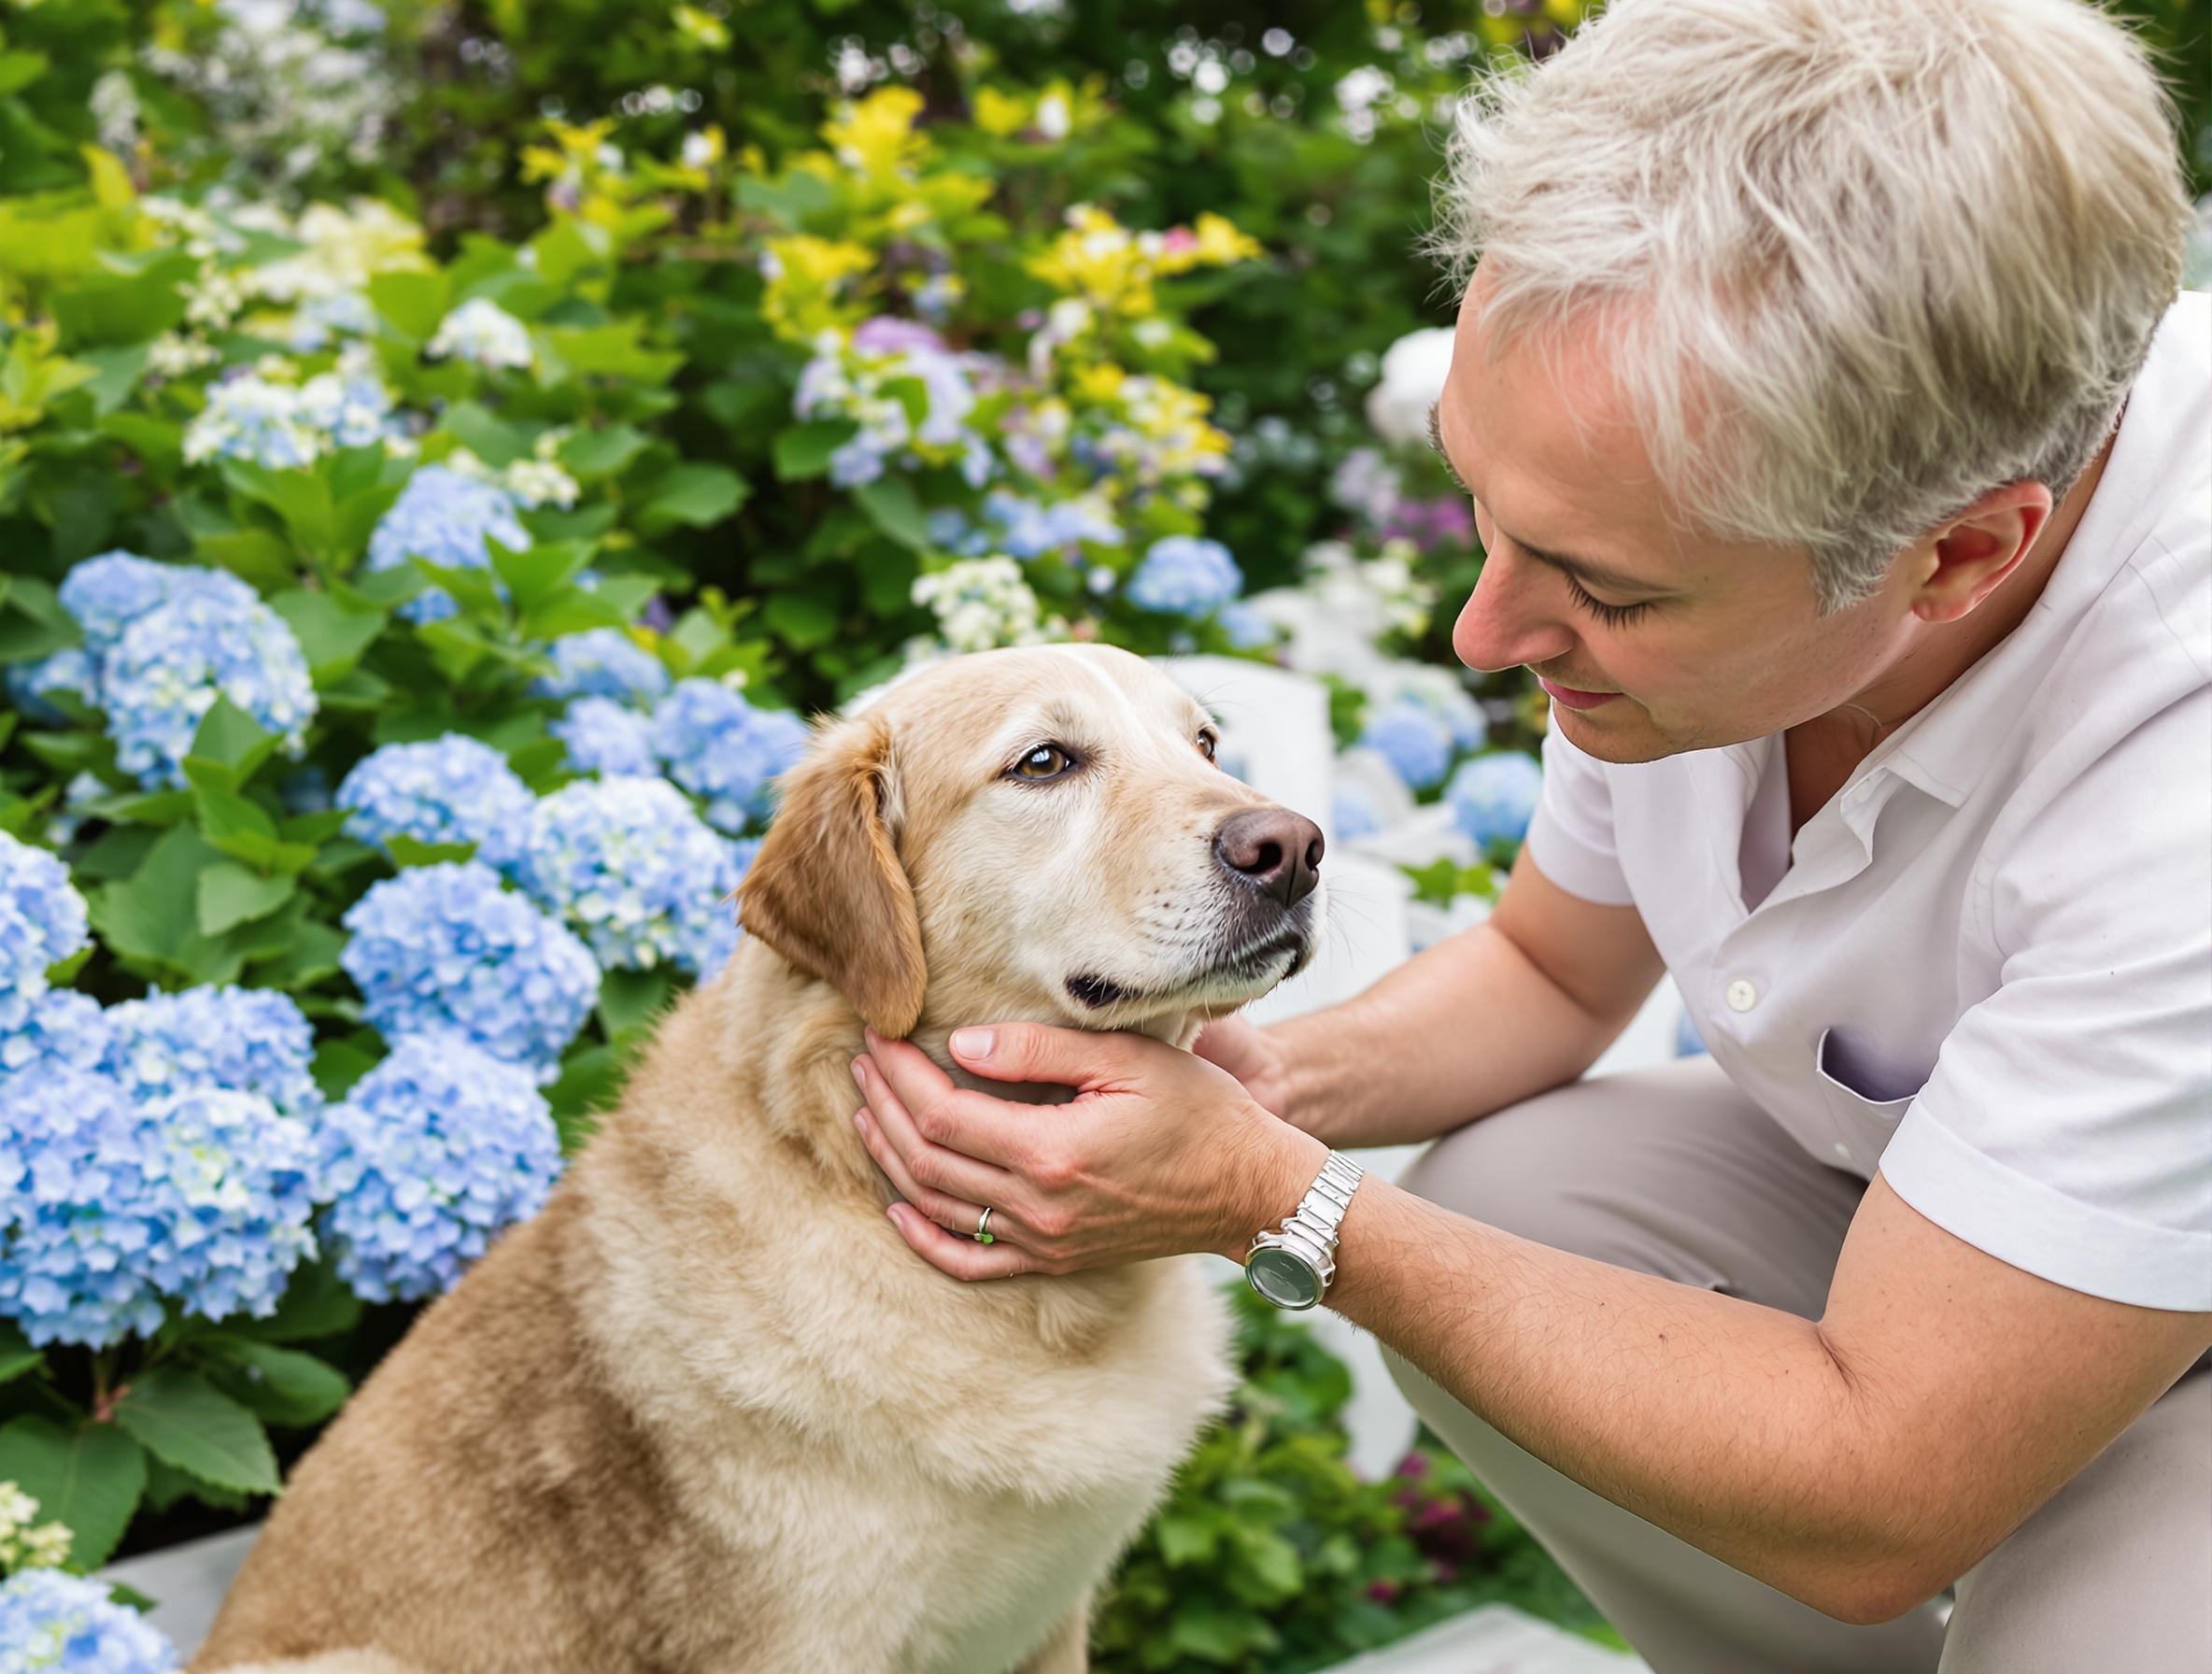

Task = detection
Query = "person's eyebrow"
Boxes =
[1425,398,1677,598]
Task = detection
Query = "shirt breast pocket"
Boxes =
[1812,1027,1923,1172]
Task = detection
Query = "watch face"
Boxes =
[1247,1246,1321,1310]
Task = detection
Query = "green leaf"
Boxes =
[637,462,749,534]
[0,575,81,665]
[248,915,347,990]
[1154,1511,1221,1566]
[762,591,840,650]
[853,475,929,550]
[598,965,676,1043]
[141,1452,248,1516]
[111,1367,280,1496]
[50,249,196,349]
[0,1320,41,1386]
[268,587,386,684]
[490,539,596,615]
[190,695,279,781]
[367,270,450,342]
[193,527,297,594]
[88,826,248,986]
[195,862,297,936]
[773,419,859,480]
[558,422,648,480]
[198,1336,352,1428]
[237,1256,365,1345]
[222,459,339,560]
[0,1417,148,1572]
[385,833,478,867]
[439,400,531,467]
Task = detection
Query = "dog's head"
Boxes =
[736,644,1324,1042]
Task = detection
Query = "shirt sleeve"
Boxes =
[1520,710,1637,906]
[1879,688,2212,1311]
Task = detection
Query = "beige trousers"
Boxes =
[1380,1055,2212,1674]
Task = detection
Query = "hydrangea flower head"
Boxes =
[0,1568,179,1672]
[1447,752,1545,850]
[100,591,317,789]
[1376,665,1488,752]
[514,775,744,974]
[551,696,658,778]
[99,983,321,1122]
[0,1066,320,1347]
[56,550,258,657]
[340,862,599,1082]
[1219,602,1278,651]
[1332,782,1384,843]
[1127,535,1243,616]
[362,465,532,624]
[911,557,1062,654]
[426,298,534,370]
[315,1032,561,1303]
[180,357,401,468]
[0,834,90,1036]
[531,629,670,707]
[0,989,110,1078]
[334,733,536,873]
[1359,699,1453,792]
[648,679,810,834]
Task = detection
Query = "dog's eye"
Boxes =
[1012,744,1075,780]
[1197,730,1219,763]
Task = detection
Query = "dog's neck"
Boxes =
[710,940,1205,1199]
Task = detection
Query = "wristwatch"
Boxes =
[1243,1150,1364,1311]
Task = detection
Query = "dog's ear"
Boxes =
[736,710,927,1036]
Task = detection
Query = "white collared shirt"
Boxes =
[1524,291,2212,1312]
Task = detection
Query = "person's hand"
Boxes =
[850,1023,1326,1281]
[1190,1013,1294,1120]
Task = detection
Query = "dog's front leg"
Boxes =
[1012,1590,1092,1674]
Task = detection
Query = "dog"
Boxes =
[191,643,1328,1673]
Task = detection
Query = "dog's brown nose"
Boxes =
[1213,808,1325,909]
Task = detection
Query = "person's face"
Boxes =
[1432,277,1920,762]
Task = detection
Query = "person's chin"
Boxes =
[1552,697,1676,764]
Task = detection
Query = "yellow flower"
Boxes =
[822,86,929,181]
[760,236,876,340]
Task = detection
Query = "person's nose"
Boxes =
[1452,545,1578,675]
[1212,808,1325,909]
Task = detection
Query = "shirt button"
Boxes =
[1725,979,1759,1013]
[1832,1142,1852,1161]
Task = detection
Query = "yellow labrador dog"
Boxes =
[192,643,1327,1674]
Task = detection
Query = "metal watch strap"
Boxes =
[1252,1150,1364,1290]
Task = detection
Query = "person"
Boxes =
[848,0,2212,1666]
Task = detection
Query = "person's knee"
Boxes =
[1394,1081,1613,1253]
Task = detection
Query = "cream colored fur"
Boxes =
[190,645,1325,1674]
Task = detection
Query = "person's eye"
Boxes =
[1197,730,1219,763]
[1566,576,1655,630]
[1009,743,1078,780]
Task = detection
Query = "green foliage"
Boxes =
[1091,1285,1612,1671]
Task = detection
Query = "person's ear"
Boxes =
[1907,479,2054,624]
[735,710,927,1036]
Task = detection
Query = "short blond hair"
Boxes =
[1427,0,2193,610]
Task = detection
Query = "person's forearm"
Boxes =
[1220,1141,1919,1623]
[1269,921,1624,1148]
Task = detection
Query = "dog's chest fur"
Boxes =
[565,968,1241,1668]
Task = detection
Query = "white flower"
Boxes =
[1365,326,1456,448]
[427,298,534,371]
[911,557,1066,654]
